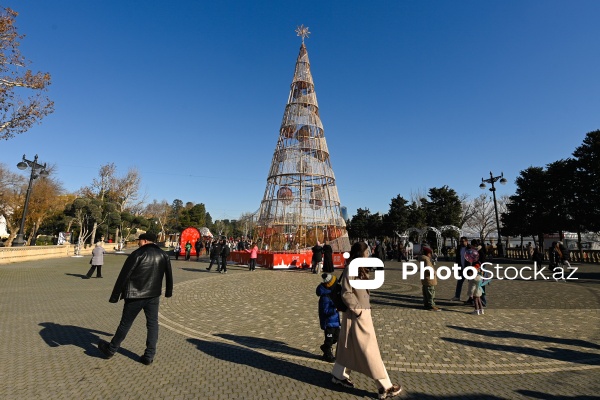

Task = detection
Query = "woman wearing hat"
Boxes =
[331,241,402,399]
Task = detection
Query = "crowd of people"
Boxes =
[91,232,574,399]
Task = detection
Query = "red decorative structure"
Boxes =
[229,250,346,269]
[179,227,201,257]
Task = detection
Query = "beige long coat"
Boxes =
[335,266,387,379]
[417,254,437,286]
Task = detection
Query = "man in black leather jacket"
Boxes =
[98,233,173,365]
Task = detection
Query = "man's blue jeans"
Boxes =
[109,296,160,360]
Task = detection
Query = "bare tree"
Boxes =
[458,193,475,229]
[0,8,53,140]
[409,188,427,206]
[463,193,496,241]
[238,211,257,238]
[213,220,226,238]
[144,200,171,241]
[112,167,144,213]
[80,163,144,244]
[23,175,68,244]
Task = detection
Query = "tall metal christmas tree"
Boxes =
[255,26,350,252]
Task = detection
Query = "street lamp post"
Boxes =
[13,154,49,247]
[479,171,507,258]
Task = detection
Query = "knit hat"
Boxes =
[422,246,433,256]
[321,273,337,288]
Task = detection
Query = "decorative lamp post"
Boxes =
[13,154,49,247]
[479,171,507,257]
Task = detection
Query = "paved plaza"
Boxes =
[1,252,599,399]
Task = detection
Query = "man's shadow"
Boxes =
[187,338,372,397]
[38,322,138,360]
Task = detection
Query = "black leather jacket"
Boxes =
[110,243,173,303]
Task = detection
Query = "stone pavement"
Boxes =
[1,252,599,399]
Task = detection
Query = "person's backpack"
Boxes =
[328,272,348,312]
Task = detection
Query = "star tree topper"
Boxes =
[295,25,310,43]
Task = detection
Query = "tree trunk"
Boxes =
[89,222,98,246]
[26,222,37,246]
[4,217,18,247]
[577,228,583,261]
[538,233,545,258]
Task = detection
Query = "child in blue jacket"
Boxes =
[316,273,341,362]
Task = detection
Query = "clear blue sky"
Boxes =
[1,0,598,220]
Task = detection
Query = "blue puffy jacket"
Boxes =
[316,283,341,330]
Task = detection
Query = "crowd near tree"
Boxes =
[1,130,598,251]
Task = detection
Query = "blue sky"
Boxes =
[1,0,598,220]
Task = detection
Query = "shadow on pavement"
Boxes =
[65,273,90,279]
[404,394,505,400]
[180,268,208,273]
[371,292,467,311]
[516,390,600,399]
[447,326,600,350]
[214,333,318,359]
[187,338,372,397]
[38,322,138,361]
[441,336,600,365]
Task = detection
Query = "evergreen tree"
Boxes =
[573,130,600,231]
[382,195,409,237]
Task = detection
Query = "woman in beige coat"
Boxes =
[331,241,402,399]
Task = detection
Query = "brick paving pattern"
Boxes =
[1,253,599,399]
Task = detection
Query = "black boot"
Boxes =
[320,344,335,362]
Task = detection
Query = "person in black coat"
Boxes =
[220,239,230,273]
[311,242,324,274]
[206,240,221,271]
[98,233,173,365]
[322,241,334,273]
[374,241,386,261]
[194,240,203,261]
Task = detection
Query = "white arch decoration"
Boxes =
[403,227,423,241]
[439,225,462,247]
[395,225,463,256]
[423,226,442,255]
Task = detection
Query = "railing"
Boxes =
[0,244,94,265]
[505,248,600,263]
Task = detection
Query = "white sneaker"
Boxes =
[480,309,484,315]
